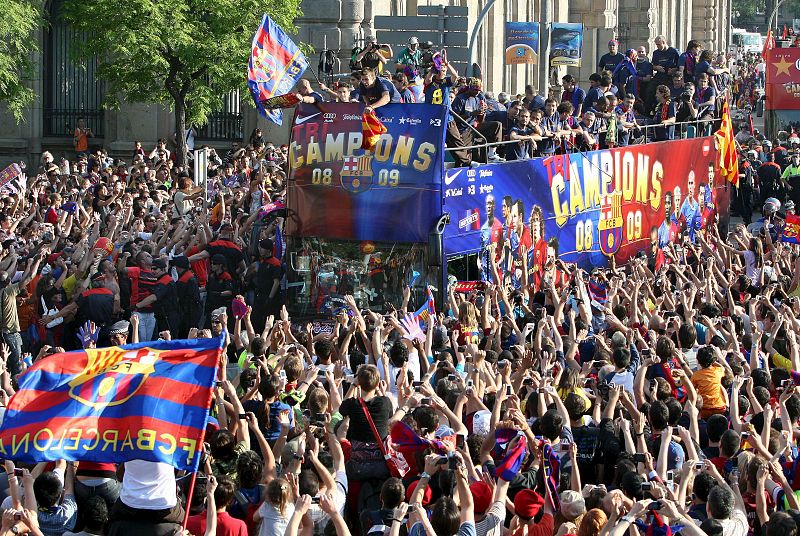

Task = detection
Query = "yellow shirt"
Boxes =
[62,274,78,301]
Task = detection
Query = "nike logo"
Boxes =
[445,169,463,185]
[296,112,320,125]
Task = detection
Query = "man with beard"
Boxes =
[479,195,504,282]
[507,109,541,161]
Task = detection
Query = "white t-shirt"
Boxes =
[719,509,749,536]
[257,501,295,536]
[376,350,421,395]
[742,250,760,282]
[120,460,177,510]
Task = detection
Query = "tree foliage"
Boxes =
[732,0,763,21]
[63,0,303,164]
[0,0,42,122]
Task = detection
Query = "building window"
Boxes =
[43,0,105,138]
[196,89,243,141]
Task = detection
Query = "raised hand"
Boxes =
[400,314,425,343]
[77,320,99,349]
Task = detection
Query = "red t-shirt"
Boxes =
[186,245,209,288]
[185,511,247,536]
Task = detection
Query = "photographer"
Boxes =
[353,37,393,73]
[395,37,423,72]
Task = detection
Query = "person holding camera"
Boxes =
[675,83,697,137]
[354,37,393,73]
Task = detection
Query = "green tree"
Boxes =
[733,0,763,21]
[63,0,303,166]
[0,0,42,122]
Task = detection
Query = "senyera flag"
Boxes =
[0,336,224,471]
[248,14,309,125]
[783,214,800,244]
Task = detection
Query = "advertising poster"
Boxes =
[286,102,447,243]
[505,22,540,65]
[765,48,800,110]
[443,137,731,288]
[550,23,583,67]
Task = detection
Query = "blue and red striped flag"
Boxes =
[542,442,561,509]
[494,431,528,481]
[248,14,309,125]
[412,287,436,327]
[0,337,224,471]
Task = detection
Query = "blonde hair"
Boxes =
[267,477,291,517]
[458,301,478,328]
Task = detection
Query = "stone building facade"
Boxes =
[0,0,730,167]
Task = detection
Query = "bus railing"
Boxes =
[443,116,720,154]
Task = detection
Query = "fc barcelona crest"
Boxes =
[598,192,623,257]
[341,155,374,194]
[68,347,161,409]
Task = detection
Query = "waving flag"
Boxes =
[0,337,224,471]
[713,99,739,186]
[494,431,528,481]
[361,110,387,151]
[248,14,309,125]
[783,214,800,244]
[542,442,562,509]
[763,30,776,58]
[412,287,436,327]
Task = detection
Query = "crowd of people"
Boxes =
[0,20,799,536]
[322,35,757,167]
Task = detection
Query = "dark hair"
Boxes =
[314,338,335,361]
[620,471,644,500]
[82,495,109,531]
[430,496,461,536]
[540,409,563,441]
[380,478,405,508]
[215,476,237,508]
[678,323,697,349]
[562,74,576,83]
[209,429,236,461]
[389,340,409,367]
[719,429,741,458]
[706,414,729,442]
[648,400,669,431]
[612,347,631,369]
[707,485,734,519]
[33,472,63,508]
[766,511,798,536]
[565,393,588,421]
[413,406,438,436]
[299,469,320,496]
[697,346,715,368]
[693,472,717,502]
[237,450,264,489]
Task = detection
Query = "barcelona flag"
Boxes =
[412,287,436,327]
[248,14,309,125]
[783,214,800,244]
[0,337,224,471]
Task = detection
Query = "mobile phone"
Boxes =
[633,453,647,463]
[641,348,651,356]
[648,501,661,510]
[457,434,466,449]
[448,453,458,470]
[412,381,423,388]
[466,380,474,388]
[215,381,223,387]
[238,413,247,420]
[782,379,791,388]
[741,432,750,440]
[523,378,534,386]
[408,504,417,513]
[666,470,674,482]
[13,468,23,477]
[506,385,512,396]
[448,374,457,381]
[560,441,572,452]
[279,370,287,380]
[311,496,321,504]
[13,513,20,521]
[421,397,432,406]
[640,482,653,491]
[498,360,508,370]
[695,462,704,470]
[592,360,605,368]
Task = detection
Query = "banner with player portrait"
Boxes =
[442,137,731,284]
[286,102,447,243]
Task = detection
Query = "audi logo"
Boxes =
[323,113,336,119]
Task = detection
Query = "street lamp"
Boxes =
[769,0,787,32]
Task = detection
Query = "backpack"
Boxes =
[230,484,265,534]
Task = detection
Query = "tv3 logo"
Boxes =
[429,118,442,126]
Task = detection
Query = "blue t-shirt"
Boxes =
[652,101,676,141]
[357,78,393,105]
[599,52,625,72]
[424,76,454,106]
[538,112,560,154]
[563,87,587,115]
[583,86,604,111]
[651,47,680,73]
[507,126,535,160]
[695,86,717,114]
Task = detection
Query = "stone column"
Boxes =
[571,0,617,83]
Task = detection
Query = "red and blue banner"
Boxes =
[0,337,224,471]
[248,14,309,125]
[286,102,448,243]
[443,137,730,280]
[783,214,800,244]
